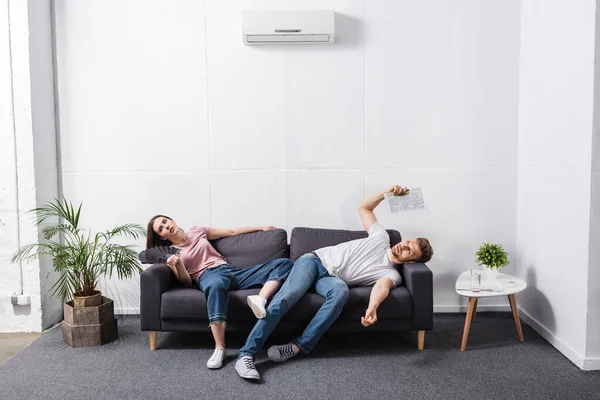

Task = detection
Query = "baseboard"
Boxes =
[519,308,600,371]
[434,304,511,313]
[115,308,139,315]
[583,358,600,370]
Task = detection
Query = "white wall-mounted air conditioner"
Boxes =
[242,10,335,45]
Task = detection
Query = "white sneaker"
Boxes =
[235,356,260,380]
[206,347,226,369]
[247,295,267,319]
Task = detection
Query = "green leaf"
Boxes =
[10,198,146,301]
[474,242,510,268]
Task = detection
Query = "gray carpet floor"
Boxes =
[0,313,599,400]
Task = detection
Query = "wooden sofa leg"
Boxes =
[150,331,157,350]
[417,330,425,350]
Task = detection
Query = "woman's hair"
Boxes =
[147,214,174,249]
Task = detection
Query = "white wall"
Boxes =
[0,0,60,332]
[589,161,600,362]
[587,9,600,363]
[0,0,29,331]
[517,0,598,369]
[27,0,62,331]
[54,0,520,314]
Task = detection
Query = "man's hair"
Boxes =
[415,238,433,263]
[146,214,174,249]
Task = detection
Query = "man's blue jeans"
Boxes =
[197,258,293,324]
[239,253,349,357]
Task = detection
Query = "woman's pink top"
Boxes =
[173,226,227,281]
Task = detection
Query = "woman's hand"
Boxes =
[386,185,408,196]
[166,254,178,266]
[166,254,192,287]
[166,255,180,273]
[261,225,277,231]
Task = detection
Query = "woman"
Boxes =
[146,215,293,369]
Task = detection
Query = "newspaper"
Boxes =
[457,283,502,292]
[384,188,427,213]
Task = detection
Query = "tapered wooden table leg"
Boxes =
[508,294,524,342]
[472,298,478,321]
[461,297,477,351]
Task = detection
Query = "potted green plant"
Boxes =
[475,242,510,279]
[11,198,145,346]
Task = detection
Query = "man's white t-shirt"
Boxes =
[314,222,402,287]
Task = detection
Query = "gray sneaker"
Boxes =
[267,343,298,363]
[235,356,260,380]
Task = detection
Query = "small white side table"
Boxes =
[455,271,527,351]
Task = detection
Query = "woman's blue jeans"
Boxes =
[197,258,293,324]
[239,253,349,357]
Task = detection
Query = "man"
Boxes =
[235,185,434,380]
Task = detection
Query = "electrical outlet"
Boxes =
[11,294,31,306]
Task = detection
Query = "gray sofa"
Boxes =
[140,227,433,351]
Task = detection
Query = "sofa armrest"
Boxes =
[140,264,172,331]
[401,262,433,330]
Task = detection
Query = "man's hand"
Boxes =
[358,185,407,231]
[261,225,277,231]
[361,307,378,327]
[386,185,409,196]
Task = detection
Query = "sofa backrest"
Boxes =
[210,228,289,268]
[289,227,402,261]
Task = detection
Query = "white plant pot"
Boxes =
[487,268,499,279]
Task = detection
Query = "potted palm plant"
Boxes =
[11,198,145,346]
[475,242,510,279]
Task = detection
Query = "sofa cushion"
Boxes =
[286,286,411,320]
[161,288,206,320]
[290,227,402,261]
[160,289,339,323]
[161,285,411,323]
[210,228,289,268]
[161,288,263,322]
[341,286,412,320]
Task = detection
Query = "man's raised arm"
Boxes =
[357,185,408,231]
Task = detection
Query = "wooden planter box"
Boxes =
[62,296,118,347]
[73,291,102,308]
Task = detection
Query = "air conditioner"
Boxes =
[242,10,335,45]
